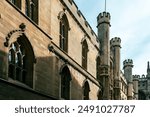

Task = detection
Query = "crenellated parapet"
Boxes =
[110,37,121,47]
[97,12,111,26]
[133,75,140,81]
[123,59,133,68]
[141,74,146,78]
[60,0,99,50]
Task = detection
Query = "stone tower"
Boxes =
[123,59,134,100]
[97,12,111,99]
[133,75,139,99]
[110,37,121,100]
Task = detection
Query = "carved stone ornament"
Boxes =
[4,23,26,47]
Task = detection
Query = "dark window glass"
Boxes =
[61,66,71,100]
[82,40,88,69]
[8,35,34,87]
[10,0,21,9]
[60,15,69,53]
[25,0,38,24]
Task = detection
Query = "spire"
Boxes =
[148,61,150,69]
[147,61,150,76]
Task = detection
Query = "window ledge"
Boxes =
[8,78,32,90]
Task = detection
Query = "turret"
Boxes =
[123,59,133,82]
[97,12,110,66]
[123,59,134,100]
[110,37,121,47]
[110,37,121,99]
[133,75,139,100]
[97,12,111,99]
[110,38,121,76]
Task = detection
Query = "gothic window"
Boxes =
[10,0,21,9]
[82,40,88,70]
[25,0,38,24]
[96,56,101,79]
[59,14,69,53]
[60,66,71,100]
[8,35,34,87]
[25,0,30,17]
[83,81,90,100]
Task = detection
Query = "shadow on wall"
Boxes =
[35,55,84,100]
[0,50,7,78]
[138,90,146,100]
[0,52,84,100]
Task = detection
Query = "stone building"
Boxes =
[0,0,137,100]
[138,62,150,100]
[120,70,127,100]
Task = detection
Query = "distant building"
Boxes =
[120,71,127,100]
[0,0,138,100]
[138,62,150,100]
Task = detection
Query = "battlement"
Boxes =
[123,59,133,68]
[133,75,140,80]
[97,12,111,25]
[59,0,99,48]
[97,12,111,19]
[110,37,121,47]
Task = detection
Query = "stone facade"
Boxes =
[0,0,138,100]
[138,62,150,100]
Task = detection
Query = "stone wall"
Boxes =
[0,0,101,100]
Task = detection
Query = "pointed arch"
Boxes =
[82,39,88,69]
[8,34,35,88]
[60,65,72,100]
[25,0,30,17]
[59,12,69,53]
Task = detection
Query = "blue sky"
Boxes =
[74,0,150,76]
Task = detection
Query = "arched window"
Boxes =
[25,0,38,24]
[8,35,35,87]
[30,3,34,20]
[60,66,71,100]
[96,56,101,79]
[59,14,69,53]
[83,81,90,100]
[82,40,88,69]
[10,0,21,9]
